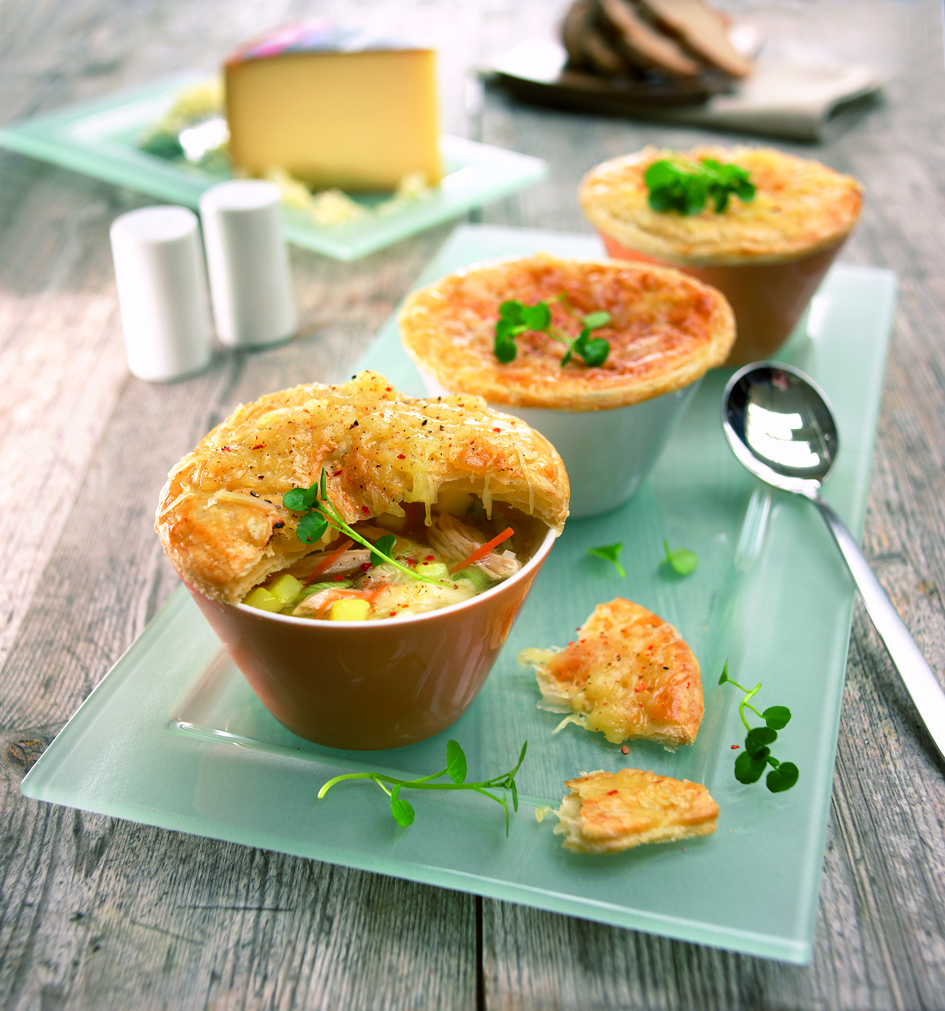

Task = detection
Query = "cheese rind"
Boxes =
[225,25,442,192]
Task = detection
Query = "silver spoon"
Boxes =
[722,361,945,764]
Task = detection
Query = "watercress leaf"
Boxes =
[510,777,519,813]
[580,337,610,367]
[762,705,792,730]
[495,317,520,340]
[663,541,698,575]
[390,785,416,826]
[297,512,328,544]
[736,179,756,201]
[494,337,517,364]
[582,310,612,330]
[587,543,626,578]
[560,348,573,366]
[521,302,551,331]
[371,534,396,567]
[513,739,528,776]
[446,739,467,784]
[572,328,590,356]
[718,659,730,685]
[745,726,777,756]
[712,188,730,213]
[282,487,313,511]
[499,300,524,323]
[644,160,683,189]
[319,469,328,500]
[734,750,767,784]
[766,762,799,793]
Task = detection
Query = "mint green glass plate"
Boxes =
[21,225,896,963]
[0,76,547,261]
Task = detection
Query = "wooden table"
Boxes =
[2,0,944,1007]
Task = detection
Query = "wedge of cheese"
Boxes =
[225,21,442,192]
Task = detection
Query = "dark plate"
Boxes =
[490,39,733,111]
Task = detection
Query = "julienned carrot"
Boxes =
[449,527,515,574]
[307,538,354,580]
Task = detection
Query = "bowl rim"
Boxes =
[231,521,557,627]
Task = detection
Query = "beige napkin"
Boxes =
[489,40,885,142]
[654,61,884,141]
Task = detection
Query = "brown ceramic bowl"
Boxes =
[595,232,846,366]
[580,146,863,366]
[186,524,556,751]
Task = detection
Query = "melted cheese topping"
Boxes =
[553,768,719,853]
[519,597,703,746]
[398,254,734,410]
[155,371,568,603]
[579,146,863,265]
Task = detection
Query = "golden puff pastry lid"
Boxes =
[519,597,704,747]
[398,253,734,411]
[552,768,719,853]
[579,146,863,266]
[155,371,569,603]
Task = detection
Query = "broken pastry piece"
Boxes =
[519,597,703,746]
[549,768,719,853]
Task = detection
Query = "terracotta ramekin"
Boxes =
[596,232,847,366]
[186,524,556,751]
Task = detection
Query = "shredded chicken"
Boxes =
[287,548,371,579]
[427,512,521,581]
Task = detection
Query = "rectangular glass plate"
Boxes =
[21,225,896,963]
[0,75,547,261]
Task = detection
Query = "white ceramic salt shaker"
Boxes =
[199,180,297,348]
[109,206,213,382]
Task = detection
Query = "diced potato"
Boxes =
[416,560,450,579]
[268,573,303,603]
[436,487,473,516]
[329,598,372,621]
[243,587,284,612]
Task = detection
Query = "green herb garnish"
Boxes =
[283,469,441,585]
[494,295,611,367]
[663,540,698,576]
[718,661,798,793]
[318,739,528,834]
[588,542,626,578]
[645,157,755,216]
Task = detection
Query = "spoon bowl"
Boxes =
[723,362,945,766]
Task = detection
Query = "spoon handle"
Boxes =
[814,497,945,764]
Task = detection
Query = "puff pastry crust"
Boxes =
[398,253,734,411]
[155,371,569,603]
[579,146,863,266]
[552,768,719,853]
[519,597,703,746]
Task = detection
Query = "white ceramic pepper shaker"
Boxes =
[199,180,297,348]
[109,206,213,382]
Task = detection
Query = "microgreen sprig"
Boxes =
[282,468,442,585]
[718,661,798,793]
[318,739,528,834]
[663,540,698,576]
[645,157,756,216]
[494,295,611,367]
[588,542,626,578]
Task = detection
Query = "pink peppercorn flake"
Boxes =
[397,454,406,459]
[731,744,740,750]
[620,745,629,755]
[361,506,369,514]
